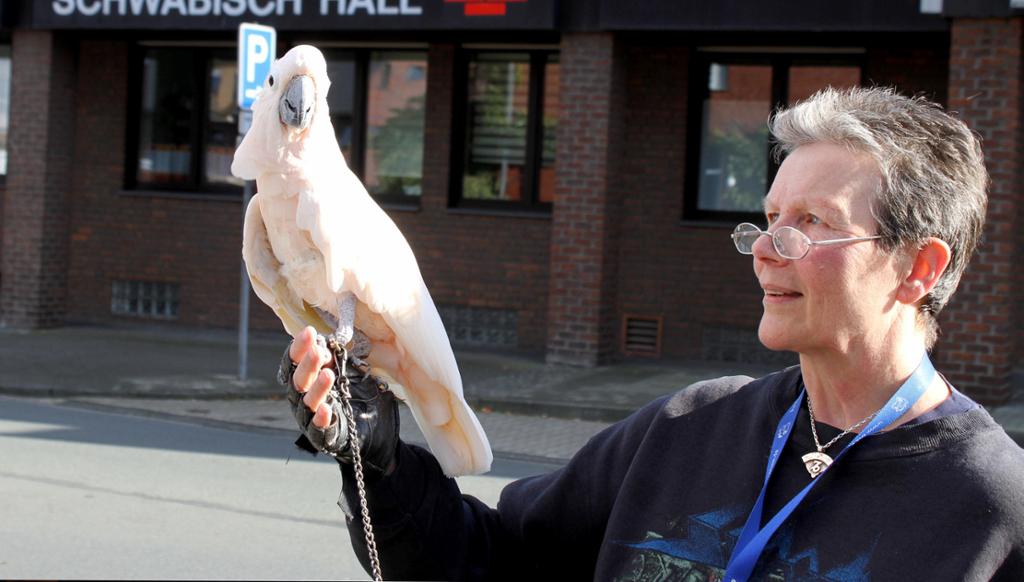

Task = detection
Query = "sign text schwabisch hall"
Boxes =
[51,0,422,18]
[34,0,553,31]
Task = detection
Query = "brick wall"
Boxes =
[940,18,1022,404]
[546,33,626,365]
[35,31,1023,384]
[1,31,77,329]
[65,40,260,330]
[615,44,766,361]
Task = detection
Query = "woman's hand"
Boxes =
[280,326,401,474]
[289,326,336,428]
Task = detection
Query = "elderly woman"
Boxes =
[284,87,1024,581]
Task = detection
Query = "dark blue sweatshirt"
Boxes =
[339,367,1024,581]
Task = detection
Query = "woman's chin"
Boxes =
[758,322,800,353]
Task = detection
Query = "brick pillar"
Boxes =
[940,18,1023,404]
[546,33,625,366]
[0,31,77,329]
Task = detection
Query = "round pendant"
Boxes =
[801,451,833,478]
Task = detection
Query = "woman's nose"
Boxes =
[751,231,783,263]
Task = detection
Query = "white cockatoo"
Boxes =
[232,45,492,477]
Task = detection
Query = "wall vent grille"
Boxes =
[622,315,662,357]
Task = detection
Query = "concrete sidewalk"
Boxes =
[2,324,1022,463]
[0,323,771,420]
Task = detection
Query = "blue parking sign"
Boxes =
[237,23,276,111]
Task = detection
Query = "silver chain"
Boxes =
[806,395,878,453]
[329,341,383,582]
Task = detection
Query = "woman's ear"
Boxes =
[896,237,952,306]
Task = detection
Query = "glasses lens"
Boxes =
[774,227,810,259]
[732,223,761,254]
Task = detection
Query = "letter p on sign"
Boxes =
[237,23,277,111]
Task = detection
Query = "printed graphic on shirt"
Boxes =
[612,505,873,582]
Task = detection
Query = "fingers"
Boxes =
[303,367,335,414]
[312,402,332,429]
[289,326,316,365]
[293,335,330,394]
[289,326,337,430]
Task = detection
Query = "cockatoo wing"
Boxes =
[293,167,492,477]
[242,194,332,337]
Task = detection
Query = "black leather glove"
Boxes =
[279,343,401,475]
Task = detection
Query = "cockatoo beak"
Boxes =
[279,75,315,131]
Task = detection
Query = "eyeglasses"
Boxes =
[731,222,882,260]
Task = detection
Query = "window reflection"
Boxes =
[697,63,771,213]
[364,51,427,198]
[460,51,558,207]
[692,59,862,215]
[326,54,357,163]
[206,58,241,187]
[137,50,196,187]
[0,46,9,176]
[463,53,531,201]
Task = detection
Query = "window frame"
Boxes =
[125,44,241,197]
[449,48,558,214]
[683,50,864,224]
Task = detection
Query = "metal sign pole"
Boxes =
[236,22,274,382]
[238,109,254,381]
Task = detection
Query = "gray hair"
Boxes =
[770,87,988,348]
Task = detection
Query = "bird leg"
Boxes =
[331,292,357,347]
[329,292,372,374]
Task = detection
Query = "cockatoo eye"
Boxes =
[268,75,275,87]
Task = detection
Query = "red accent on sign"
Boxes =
[444,0,528,17]
[466,3,506,16]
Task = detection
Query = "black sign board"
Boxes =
[943,0,1024,17]
[29,0,557,30]
[597,0,945,32]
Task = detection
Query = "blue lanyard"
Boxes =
[723,355,936,582]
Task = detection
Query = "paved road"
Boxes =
[0,396,558,580]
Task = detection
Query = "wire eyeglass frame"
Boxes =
[731,222,882,260]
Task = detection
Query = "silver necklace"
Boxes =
[802,395,878,479]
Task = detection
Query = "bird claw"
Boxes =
[322,330,372,380]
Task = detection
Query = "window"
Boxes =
[453,50,559,211]
[324,49,428,203]
[685,52,862,221]
[129,46,242,194]
[129,46,427,201]
[0,45,10,178]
